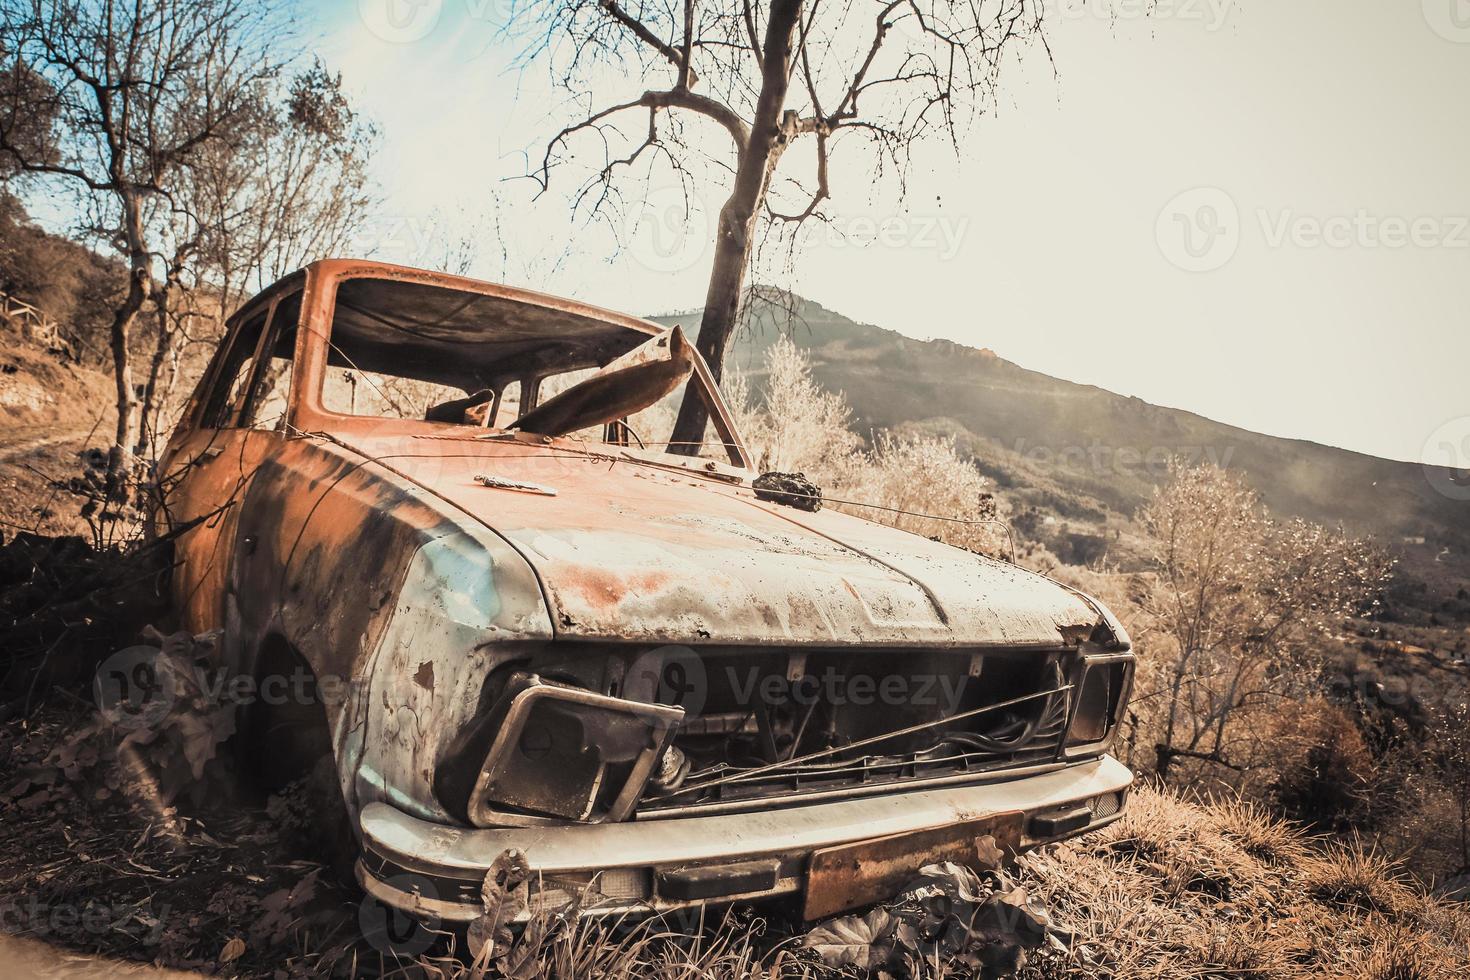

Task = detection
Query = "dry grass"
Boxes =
[394,786,1469,979]
[1012,787,1469,979]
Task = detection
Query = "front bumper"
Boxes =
[357,754,1132,922]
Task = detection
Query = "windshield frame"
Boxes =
[286,260,752,468]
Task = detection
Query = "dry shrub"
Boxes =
[1333,922,1461,980]
[829,431,1009,557]
[1302,840,1419,918]
[1016,786,1469,980]
[726,335,861,476]
[1211,796,1311,867]
[419,907,800,980]
[1268,696,1378,831]
[731,337,1009,558]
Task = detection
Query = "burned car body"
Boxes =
[157,259,1134,923]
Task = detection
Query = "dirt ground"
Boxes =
[0,705,391,978]
[0,345,115,541]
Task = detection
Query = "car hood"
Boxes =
[343,433,1119,649]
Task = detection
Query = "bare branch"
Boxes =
[598,0,698,85]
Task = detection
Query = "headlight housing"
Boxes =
[466,673,684,826]
[1065,656,1132,755]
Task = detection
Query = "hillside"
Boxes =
[656,296,1470,590]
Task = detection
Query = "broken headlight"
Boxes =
[1065,657,1132,754]
[466,673,683,826]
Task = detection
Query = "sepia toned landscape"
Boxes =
[1,0,1468,977]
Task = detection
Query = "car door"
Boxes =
[162,291,300,636]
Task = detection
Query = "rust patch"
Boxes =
[414,661,435,692]
[803,811,1024,921]
[557,566,677,612]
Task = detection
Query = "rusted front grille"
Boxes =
[635,647,1074,815]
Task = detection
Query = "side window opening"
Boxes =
[201,309,268,429]
[240,291,302,431]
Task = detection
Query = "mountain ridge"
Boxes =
[653,295,1469,584]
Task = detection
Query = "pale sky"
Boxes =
[299,2,1469,466]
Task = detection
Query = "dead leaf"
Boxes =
[802,907,901,968]
[218,935,245,963]
[974,833,1005,871]
[468,849,533,960]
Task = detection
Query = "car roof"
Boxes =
[235,260,669,390]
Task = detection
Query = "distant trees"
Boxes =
[1137,463,1392,780]
[519,0,1049,454]
[0,0,279,488]
[0,1,375,491]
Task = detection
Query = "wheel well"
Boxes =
[240,634,335,792]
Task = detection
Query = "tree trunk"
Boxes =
[135,279,174,463]
[668,194,757,453]
[668,0,803,457]
[106,200,151,498]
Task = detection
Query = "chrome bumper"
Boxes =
[357,755,1132,922]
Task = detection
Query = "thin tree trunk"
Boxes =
[135,279,174,463]
[107,200,151,497]
[668,0,802,456]
[107,275,146,488]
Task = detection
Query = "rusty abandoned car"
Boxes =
[154,259,1135,924]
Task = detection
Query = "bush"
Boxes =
[730,336,1010,558]
[1269,697,1378,831]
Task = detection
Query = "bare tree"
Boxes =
[133,61,377,456]
[194,61,377,313]
[521,0,1047,454]
[0,0,280,490]
[0,54,57,181]
[1137,463,1392,781]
